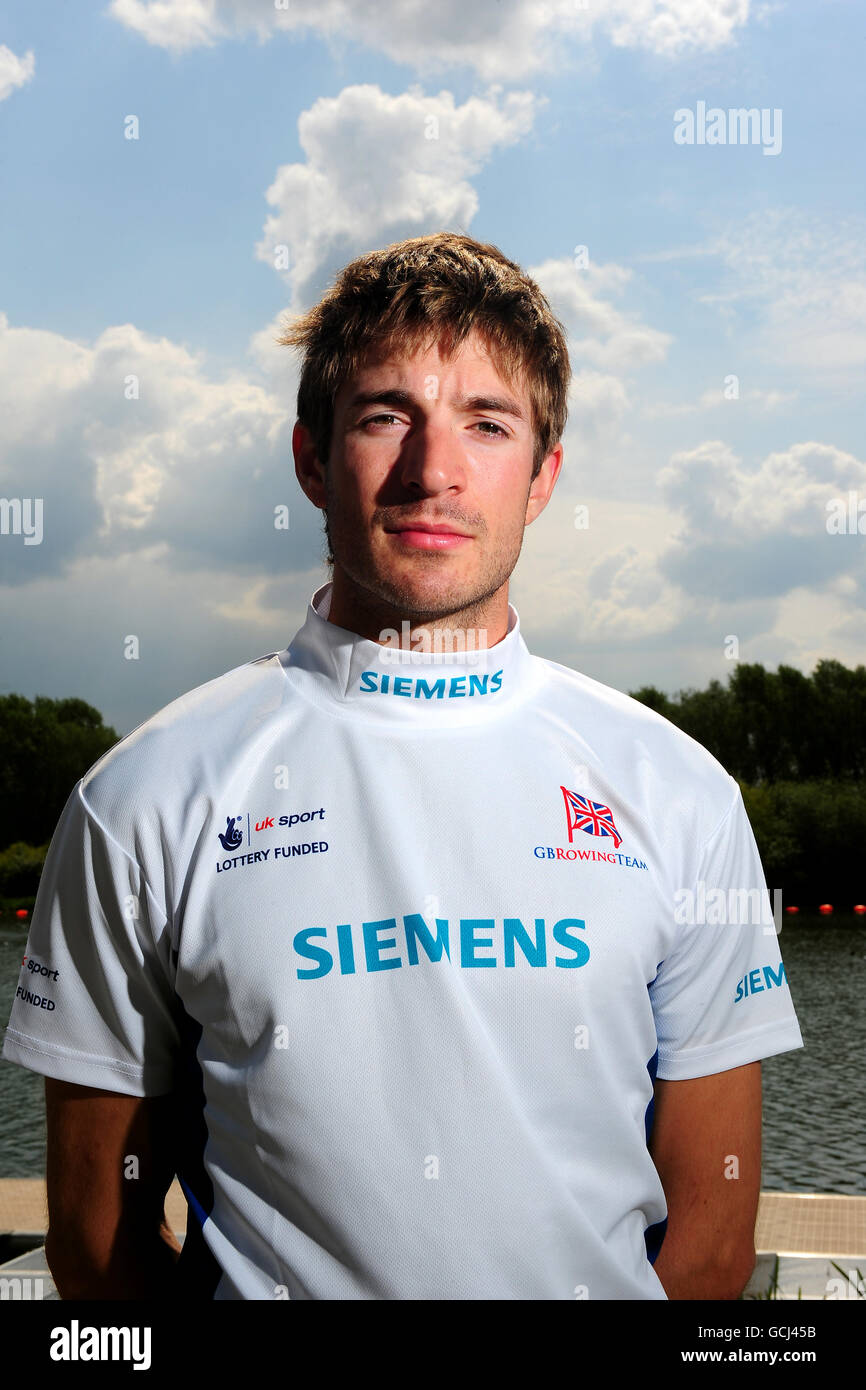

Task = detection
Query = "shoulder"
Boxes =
[77,650,287,836]
[530,653,740,844]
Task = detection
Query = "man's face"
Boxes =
[298,331,561,622]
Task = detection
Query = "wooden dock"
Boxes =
[0,1176,189,1239]
[1,1180,863,1298]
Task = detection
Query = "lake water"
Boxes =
[0,916,863,1193]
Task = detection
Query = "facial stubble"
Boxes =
[321,470,531,626]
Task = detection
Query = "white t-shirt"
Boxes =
[2,582,803,1300]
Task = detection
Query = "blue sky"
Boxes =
[1,0,864,735]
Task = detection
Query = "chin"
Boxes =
[400,581,495,623]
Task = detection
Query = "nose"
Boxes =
[397,410,467,495]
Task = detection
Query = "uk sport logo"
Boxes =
[560,786,622,850]
[217,807,327,850]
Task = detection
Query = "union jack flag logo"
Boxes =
[560,785,622,849]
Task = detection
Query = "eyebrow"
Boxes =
[345,388,527,422]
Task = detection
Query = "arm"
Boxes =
[44,1077,182,1300]
[648,1061,761,1300]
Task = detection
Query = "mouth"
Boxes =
[385,522,473,550]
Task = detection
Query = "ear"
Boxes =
[525,442,563,526]
[293,421,327,509]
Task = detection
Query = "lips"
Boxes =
[386,522,473,551]
[387,522,471,537]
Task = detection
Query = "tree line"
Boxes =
[1,665,864,906]
[0,695,118,896]
[631,659,866,784]
[630,660,866,907]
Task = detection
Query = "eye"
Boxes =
[362,412,402,427]
[474,420,508,437]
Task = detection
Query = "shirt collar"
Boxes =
[280,581,540,726]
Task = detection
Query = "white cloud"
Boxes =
[255,84,538,308]
[655,439,866,601]
[759,584,866,681]
[0,44,34,102]
[643,385,796,419]
[581,542,686,641]
[0,547,322,735]
[0,312,321,586]
[605,0,750,56]
[516,492,690,650]
[513,431,866,698]
[108,0,226,52]
[0,310,328,729]
[108,0,756,76]
[567,371,631,439]
[525,258,670,490]
[698,386,793,411]
[530,257,672,371]
[700,209,866,377]
[659,439,866,537]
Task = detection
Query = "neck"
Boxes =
[280,580,540,727]
[326,565,511,650]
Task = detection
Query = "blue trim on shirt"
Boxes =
[173,1001,223,1298]
[644,1038,669,1266]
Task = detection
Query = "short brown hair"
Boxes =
[277,232,570,478]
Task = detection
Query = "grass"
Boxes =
[743,1254,866,1300]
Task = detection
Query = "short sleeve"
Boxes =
[650,782,804,1081]
[1,780,181,1096]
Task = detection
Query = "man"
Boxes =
[2,232,802,1301]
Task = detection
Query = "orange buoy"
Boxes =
[15,908,28,919]
[818,903,833,915]
[785,906,800,914]
[854,904,866,915]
